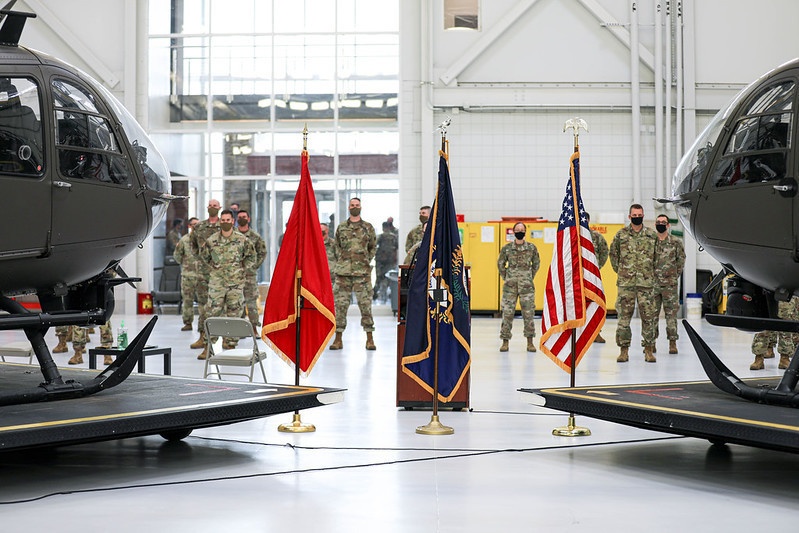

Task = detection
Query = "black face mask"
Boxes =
[656,223,668,233]
[630,216,644,226]
[514,231,526,241]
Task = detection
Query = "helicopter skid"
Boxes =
[683,319,799,407]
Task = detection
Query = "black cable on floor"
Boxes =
[0,435,684,505]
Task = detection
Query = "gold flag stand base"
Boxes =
[416,415,454,435]
[278,413,316,433]
[552,415,591,437]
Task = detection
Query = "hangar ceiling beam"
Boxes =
[576,0,654,72]
[24,0,119,88]
[439,0,543,86]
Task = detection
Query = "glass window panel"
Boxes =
[338,0,399,33]
[757,113,792,150]
[725,117,759,154]
[210,36,272,96]
[52,79,99,113]
[712,153,787,187]
[274,0,335,33]
[148,0,173,35]
[210,0,273,34]
[745,81,794,116]
[0,77,42,176]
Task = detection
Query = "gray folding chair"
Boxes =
[203,317,267,382]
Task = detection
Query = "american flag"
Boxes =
[540,151,606,372]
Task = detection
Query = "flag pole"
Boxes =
[278,126,316,433]
[552,117,591,438]
[417,123,454,436]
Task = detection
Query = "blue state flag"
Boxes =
[402,154,470,402]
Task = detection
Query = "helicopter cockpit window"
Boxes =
[52,78,132,186]
[0,77,43,176]
[713,81,794,188]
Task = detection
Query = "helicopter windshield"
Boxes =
[91,83,171,225]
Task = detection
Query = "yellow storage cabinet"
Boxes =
[459,222,500,313]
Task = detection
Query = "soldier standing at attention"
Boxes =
[198,209,256,359]
[497,222,540,352]
[653,214,686,354]
[322,223,337,286]
[236,209,266,334]
[174,217,200,331]
[586,212,609,343]
[405,205,430,253]
[609,203,658,363]
[330,197,377,351]
[189,199,221,351]
[374,221,398,301]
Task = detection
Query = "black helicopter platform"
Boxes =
[521,377,799,453]
[0,363,344,452]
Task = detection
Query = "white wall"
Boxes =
[400,0,799,288]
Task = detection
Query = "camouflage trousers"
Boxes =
[207,278,245,344]
[752,299,799,356]
[196,271,211,335]
[242,272,260,328]
[500,280,536,340]
[334,275,374,332]
[55,322,113,351]
[615,286,658,347]
[653,283,680,341]
[181,273,200,326]
[374,260,394,298]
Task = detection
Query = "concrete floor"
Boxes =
[0,303,798,531]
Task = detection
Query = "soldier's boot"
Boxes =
[68,348,84,365]
[104,355,114,365]
[651,345,657,354]
[499,339,509,352]
[181,323,192,331]
[190,333,206,349]
[749,354,765,371]
[594,333,606,343]
[644,346,656,363]
[764,349,776,359]
[526,337,537,352]
[616,346,629,363]
[779,355,791,370]
[197,345,208,360]
[365,332,376,351]
[669,340,678,354]
[53,335,68,354]
[330,332,343,350]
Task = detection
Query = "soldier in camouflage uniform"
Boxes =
[330,197,377,350]
[198,209,257,359]
[586,212,609,343]
[322,223,337,286]
[497,222,540,352]
[609,204,658,363]
[236,210,267,333]
[404,205,430,253]
[750,296,799,370]
[653,214,686,354]
[173,217,200,331]
[54,322,113,365]
[374,221,398,301]
[189,199,221,349]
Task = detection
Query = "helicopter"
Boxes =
[666,56,799,407]
[0,6,173,404]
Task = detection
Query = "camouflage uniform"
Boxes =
[374,229,398,299]
[752,297,799,357]
[324,235,337,285]
[654,234,686,341]
[238,227,266,329]
[333,218,376,332]
[166,228,182,256]
[497,241,540,340]
[609,225,658,348]
[190,218,220,336]
[405,224,424,253]
[201,231,256,342]
[590,228,609,268]
[173,232,200,328]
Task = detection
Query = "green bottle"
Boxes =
[117,320,128,349]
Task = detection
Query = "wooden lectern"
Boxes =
[396,265,470,410]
